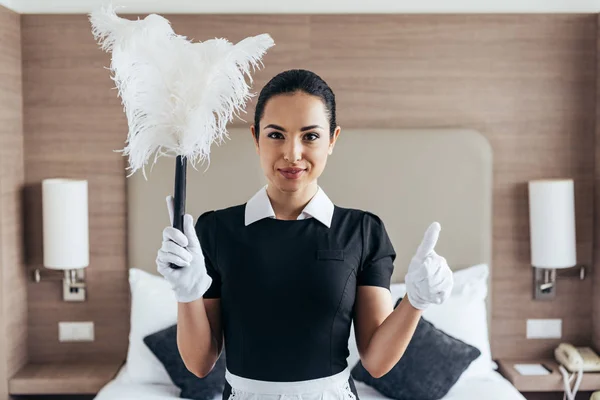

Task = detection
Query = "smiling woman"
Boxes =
[155,69,454,400]
[249,70,340,218]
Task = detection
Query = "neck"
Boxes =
[266,182,318,220]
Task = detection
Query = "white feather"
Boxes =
[89,4,274,179]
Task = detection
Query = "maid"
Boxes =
[156,69,454,400]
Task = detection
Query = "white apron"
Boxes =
[225,366,357,400]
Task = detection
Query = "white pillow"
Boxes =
[125,268,178,385]
[347,264,493,380]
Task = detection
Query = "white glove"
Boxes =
[405,222,453,311]
[156,195,213,303]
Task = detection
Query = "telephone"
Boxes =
[554,343,600,400]
[554,343,600,373]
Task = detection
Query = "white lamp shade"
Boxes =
[528,179,576,269]
[42,179,89,269]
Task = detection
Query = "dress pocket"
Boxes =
[316,249,345,261]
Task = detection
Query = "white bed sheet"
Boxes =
[94,363,204,400]
[94,363,526,400]
[353,372,526,400]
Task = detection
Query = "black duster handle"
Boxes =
[170,155,187,269]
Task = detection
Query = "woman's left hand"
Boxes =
[405,222,453,310]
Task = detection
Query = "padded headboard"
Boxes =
[127,128,492,286]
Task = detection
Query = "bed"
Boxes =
[95,128,526,400]
[95,363,525,400]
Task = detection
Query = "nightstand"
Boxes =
[9,359,123,399]
[497,359,600,400]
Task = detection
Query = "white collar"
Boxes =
[244,185,334,228]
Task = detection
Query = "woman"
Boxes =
[156,69,454,400]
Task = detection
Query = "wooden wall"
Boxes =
[0,4,27,399]
[21,15,130,363]
[19,13,597,363]
[594,14,600,354]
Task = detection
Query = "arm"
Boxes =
[354,286,422,378]
[156,197,223,377]
[355,221,453,378]
[177,298,224,378]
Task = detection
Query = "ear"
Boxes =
[250,125,259,154]
[328,126,341,155]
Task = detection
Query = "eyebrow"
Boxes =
[263,124,324,132]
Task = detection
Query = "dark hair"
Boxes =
[253,69,337,141]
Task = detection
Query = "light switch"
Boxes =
[58,321,94,342]
[526,319,561,339]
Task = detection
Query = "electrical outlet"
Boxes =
[58,322,94,342]
[526,319,562,339]
[62,269,85,301]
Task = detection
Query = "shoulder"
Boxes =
[360,212,390,241]
[195,204,245,249]
[196,203,245,227]
[331,207,388,239]
[333,205,384,226]
[212,203,246,220]
[361,210,386,227]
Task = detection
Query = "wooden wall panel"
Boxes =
[594,14,600,354]
[21,14,130,363]
[0,4,27,399]
[21,13,596,362]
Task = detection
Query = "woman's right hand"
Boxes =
[156,195,213,303]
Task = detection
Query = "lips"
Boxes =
[279,167,306,180]
[280,168,304,173]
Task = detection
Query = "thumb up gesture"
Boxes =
[405,222,454,310]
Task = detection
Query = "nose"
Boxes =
[283,138,302,163]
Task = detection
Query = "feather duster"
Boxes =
[89,4,274,178]
[89,5,274,268]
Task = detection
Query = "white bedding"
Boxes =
[95,363,526,400]
[353,371,526,400]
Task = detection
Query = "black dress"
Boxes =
[195,204,396,398]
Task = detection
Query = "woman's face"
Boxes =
[251,91,340,194]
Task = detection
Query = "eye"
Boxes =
[304,133,320,141]
[267,132,284,139]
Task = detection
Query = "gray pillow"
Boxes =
[351,297,480,400]
[143,324,226,399]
